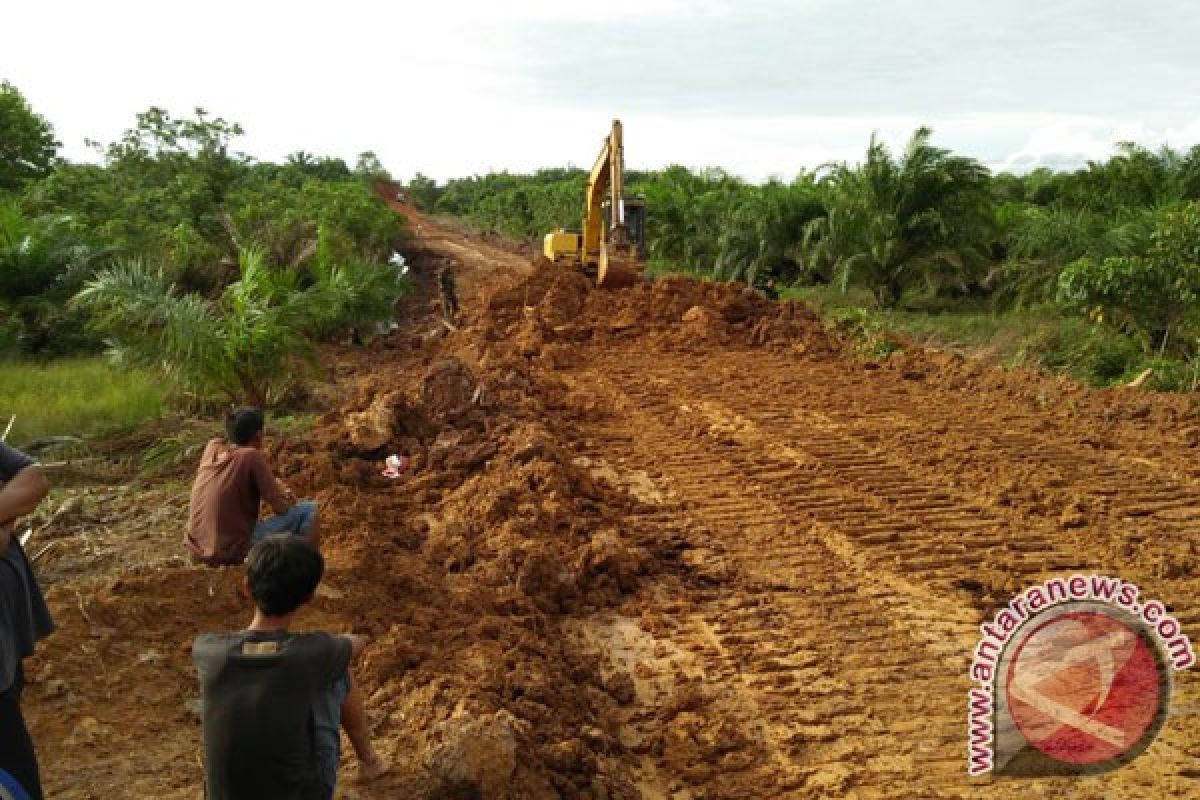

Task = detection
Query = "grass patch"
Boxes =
[786,285,1200,391]
[0,357,165,445]
[644,258,711,280]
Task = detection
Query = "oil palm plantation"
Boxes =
[804,127,994,307]
[712,175,825,285]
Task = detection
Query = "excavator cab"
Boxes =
[625,197,647,261]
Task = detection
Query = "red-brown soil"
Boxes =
[19,206,1200,799]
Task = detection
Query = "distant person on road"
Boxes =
[760,277,780,301]
[186,407,321,566]
[439,267,459,323]
[193,535,389,799]
[0,443,53,800]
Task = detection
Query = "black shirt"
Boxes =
[0,443,54,693]
[192,630,352,800]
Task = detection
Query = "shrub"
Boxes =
[72,247,407,407]
[1057,203,1200,356]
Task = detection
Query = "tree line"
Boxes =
[0,81,409,406]
[409,130,1200,366]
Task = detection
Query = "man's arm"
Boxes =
[250,452,292,515]
[0,466,50,551]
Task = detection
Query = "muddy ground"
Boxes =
[19,204,1200,798]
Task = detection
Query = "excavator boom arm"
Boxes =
[582,120,626,262]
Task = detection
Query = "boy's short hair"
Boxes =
[245,536,324,616]
[226,407,265,446]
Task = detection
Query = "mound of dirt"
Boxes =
[258,296,673,796]
[680,305,729,344]
[476,262,837,360]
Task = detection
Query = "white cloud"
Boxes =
[998,116,1200,173]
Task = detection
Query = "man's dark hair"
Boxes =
[226,407,265,446]
[245,535,324,616]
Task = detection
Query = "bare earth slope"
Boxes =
[23,207,1200,798]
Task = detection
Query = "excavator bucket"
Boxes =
[596,243,640,289]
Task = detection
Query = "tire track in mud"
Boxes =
[655,350,1200,668]
[689,352,1200,774]
[565,343,1200,797]
[568,375,995,797]
[723,353,1200,573]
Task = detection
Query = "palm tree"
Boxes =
[712,176,825,286]
[0,200,108,354]
[72,246,406,406]
[804,127,994,307]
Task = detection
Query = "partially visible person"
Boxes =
[0,443,52,800]
[186,407,321,566]
[193,535,389,799]
[761,277,780,301]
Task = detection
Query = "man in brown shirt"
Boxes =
[186,408,322,566]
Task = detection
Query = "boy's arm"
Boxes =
[342,634,369,659]
[250,452,292,515]
[0,466,50,551]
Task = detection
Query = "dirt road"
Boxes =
[22,207,1200,798]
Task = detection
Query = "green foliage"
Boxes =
[795,283,1160,388]
[1057,203,1200,355]
[285,151,351,181]
[434,170,587,238]
[993,204,1154,308]
[24,108,406,295]
[406,172,440,210]
[1139,357,1200,392]
[804,127,995,307]
[711,176,825,285]
[0,96,415,417]
[0,81,59,193]
[72,247,408,407]
[1022,320,1146,384]
[825,306,903,358]
[25,107,245,280]
[639,166,740,269]
[0,200,110,355]
[354,151,391,181]
[427,164,823,288]
[0,357,164,443]
[225,168,404,271]
[634,166,822,285]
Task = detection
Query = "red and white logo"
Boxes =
[1006,610,1164,767]
[967,575,1191,777]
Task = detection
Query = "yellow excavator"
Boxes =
[543,119,646,288]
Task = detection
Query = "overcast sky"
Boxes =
[4,0,1199,181]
